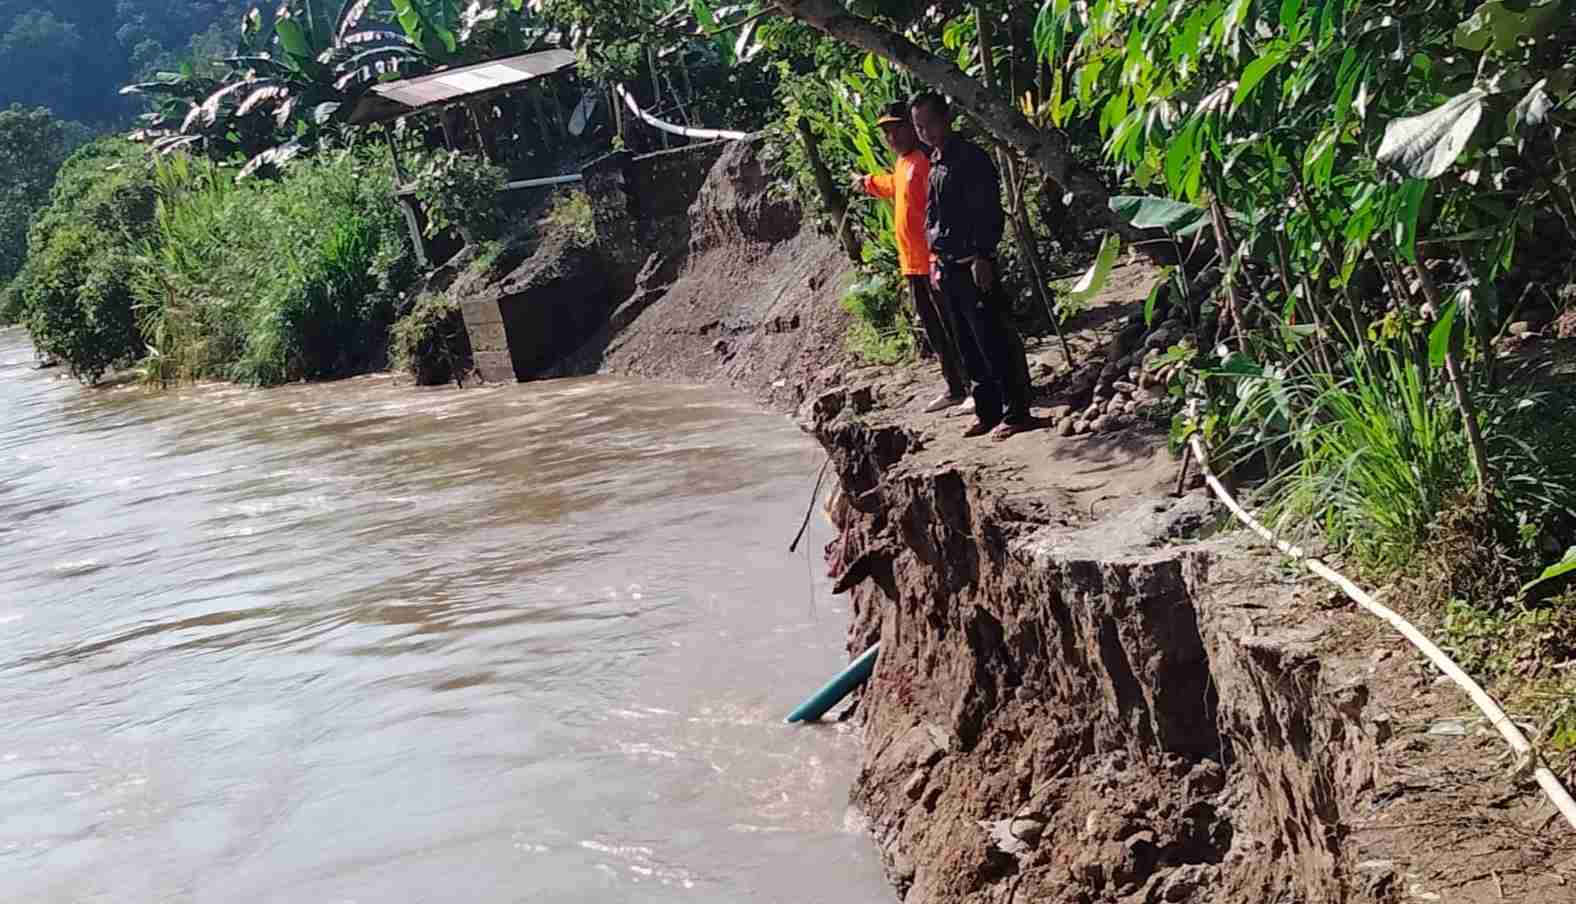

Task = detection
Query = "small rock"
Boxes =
[1075,420,1093,435]
[1124,401,1139,416]
[1091,415,1113,433]
[1508,320,1535,336]
[1428,719,1468,736]
[1106,399,1125,416]
[903,770,929,801]
[1113,380,1138,394]
[982,818,1031,856]
[1046,404,1073,421]
[1059,419,1078,437]
[1127,367,1141,382]
[1146,328,1176,350]
[889,851,917,883]
[1185,760,1226,796]
[1357,859,1396,872]
[1010,817,1046,844]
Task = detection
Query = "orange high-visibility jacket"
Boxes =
[862,149,932,277]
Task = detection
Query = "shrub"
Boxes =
[10,138,158,382]
[409,150,507,243]
[839,272,914,365]
[544,189,595,247]
[390,291,472,386]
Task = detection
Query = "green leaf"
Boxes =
[1232,49,1285,112]
[1520,547,1576,597]
[862,52,879,79]
[1278,0,1302,26]
[1428,299,1458,369]
[1376,90,1486,180]
[1395,179,1427,262]
[1109,195,1209,236]
[1143,273,1170,327]
[275,16,312,60]
[1068,233,1121,303]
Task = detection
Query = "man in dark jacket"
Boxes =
[909,91,1034,440]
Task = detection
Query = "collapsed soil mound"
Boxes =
[598,140,861,413]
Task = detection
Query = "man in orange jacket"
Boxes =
[850,102,970,414]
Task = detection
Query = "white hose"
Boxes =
[613,83,755,141]
[1184,423,1576,832]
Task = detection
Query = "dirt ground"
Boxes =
[590,140,1576,902]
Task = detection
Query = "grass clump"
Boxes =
[389,291,471,386]
[544,189,595,248]
[9,140,417,387]
[840,272,914,366]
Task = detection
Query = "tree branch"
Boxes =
[772,0,1142,242]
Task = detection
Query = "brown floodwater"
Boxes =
[0,328,887,903]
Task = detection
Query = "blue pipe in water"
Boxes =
[785,644,880,724]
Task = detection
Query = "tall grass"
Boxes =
[1217,343,1576,573]
[134,151,416,386]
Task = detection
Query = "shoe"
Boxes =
[963,418,1001,438]
[990,418,1034,442]
[957,396,976,415]
[924,391,965,413]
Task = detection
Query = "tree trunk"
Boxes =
[773,0,1141,241]
[797,117,861,263]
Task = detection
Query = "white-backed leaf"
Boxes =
[237,81,291,117]
[238,139,305,180]
[1513,78,1554,130]
[1376,89,1485,179]
[1068,234,1122,302]
[312,100,342,124]
[274,96,300,128]
[335,0,374,39]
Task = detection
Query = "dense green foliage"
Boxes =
[0,105,91,301]
[8,137,414,385]
[3,139,160,380]
[134,151,414,386]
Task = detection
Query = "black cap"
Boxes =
[875,101,909,127]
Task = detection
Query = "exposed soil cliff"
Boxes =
[558,139,1576,902]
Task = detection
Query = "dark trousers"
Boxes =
[936,262,1033,423]
[906,275,967,398]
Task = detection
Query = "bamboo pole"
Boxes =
[1184,409,1576,833]
[974,6,1073,367]
[647,47,670,150]
[1412,263,1495,506]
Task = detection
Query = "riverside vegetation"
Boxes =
[3,0,1576,763]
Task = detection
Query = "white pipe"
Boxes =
[1182,407,1576,833]
[501,174,583,191]
[613,83,754,141]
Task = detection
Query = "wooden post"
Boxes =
[647,47,670,149]
[384,126,408,188]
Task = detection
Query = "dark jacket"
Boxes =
[924,135,1005,263]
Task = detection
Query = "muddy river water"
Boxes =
[0,328,887,903]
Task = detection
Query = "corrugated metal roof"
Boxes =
[350,49,577,123]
